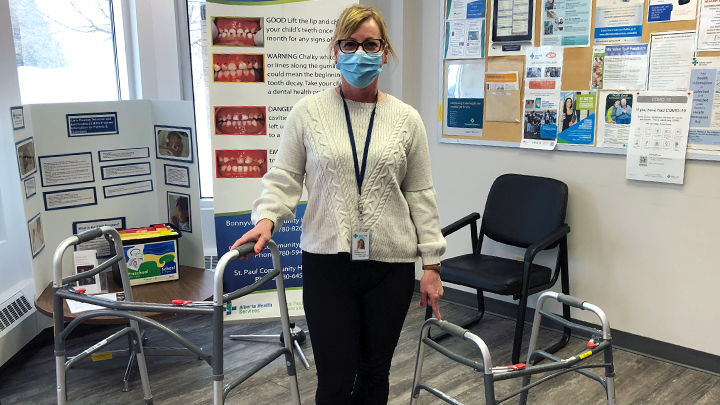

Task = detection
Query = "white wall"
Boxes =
[403,1,720,356]
[0,0,34,296]
[0,0,39,367]
[129,0,185,101]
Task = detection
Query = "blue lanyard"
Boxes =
[340,88,378,203]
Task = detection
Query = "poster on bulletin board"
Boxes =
[443,59,485,139]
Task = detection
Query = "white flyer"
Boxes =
[597,91,635,148]
[521,47,563,150]
[540,0,592,47]
[698,0,720,51]
[73,250,101,294]
[648,0,699,22]
[591,45,649,90]
[67,293,123,314]
[444,18,486,59]
[626,91,692,184]
[594,0,644,45]
[648,31,697,91]
[446,0,487,20]
[688,57,720,154]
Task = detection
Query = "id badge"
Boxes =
[352,231,370,261]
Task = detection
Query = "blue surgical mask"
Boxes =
[336,50,383,89]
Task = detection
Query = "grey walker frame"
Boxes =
[410,291,616,405]
[53,227,300,405]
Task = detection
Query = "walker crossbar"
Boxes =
[59,310,212,364]
[53,227,301,405]
[55,290,215,316]
[410,292,616,405]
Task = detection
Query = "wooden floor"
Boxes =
[2,294,719,404]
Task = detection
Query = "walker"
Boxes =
[410,292,616,405]
[53,226,300,405]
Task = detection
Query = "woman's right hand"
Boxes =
[230,219,274,260]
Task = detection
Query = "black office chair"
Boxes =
[426,174,572,365]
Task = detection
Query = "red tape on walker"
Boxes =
[587,340,599,348]
[72,288,86,294]
[172,300,193,306]
[509,364,526,370]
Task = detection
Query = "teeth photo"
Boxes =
[214,106,266,135]
[212,17,264,47]
[212,54,264,83]
[215,150,268,179]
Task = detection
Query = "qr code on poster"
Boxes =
[640,156,648,166]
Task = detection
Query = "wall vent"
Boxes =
[205,255,218,271]
[0,293,33,333]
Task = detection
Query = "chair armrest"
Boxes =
[524,224,570,263]
[441,212,481,237]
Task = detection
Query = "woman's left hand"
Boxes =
[420,269,444,320]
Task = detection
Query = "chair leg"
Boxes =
[424,304,433,321]
[430,290,486,342]
[542,255,572,358]
[512,290,529,365]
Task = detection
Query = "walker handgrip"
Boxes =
[75,228,104,243]
[556,294,586,309]
[232,242,256,258]
[436,320,468,339]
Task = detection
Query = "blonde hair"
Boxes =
[329,5,398,62]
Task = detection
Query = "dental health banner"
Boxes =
[207,0,356,323]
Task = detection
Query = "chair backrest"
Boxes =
[481,174,568,249]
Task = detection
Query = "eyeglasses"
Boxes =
[337,38,385,54]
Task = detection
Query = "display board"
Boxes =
[11,100,204,293]
[439,0,720,160]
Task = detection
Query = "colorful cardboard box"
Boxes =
[113,224,181,286]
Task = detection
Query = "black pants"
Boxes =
[302,252,415,405]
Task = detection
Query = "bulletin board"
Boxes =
[439,0,720,161]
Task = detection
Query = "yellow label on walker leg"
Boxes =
[92,352,113,361]
[579,351,593,359]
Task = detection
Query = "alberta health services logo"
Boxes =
[529,51,557,60]
[692,58,710,67]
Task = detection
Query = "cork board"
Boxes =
[441,0,720,148]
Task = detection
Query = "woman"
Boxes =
[561,97,577,131]
[231,5,445,404]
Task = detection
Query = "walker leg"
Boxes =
[604,343,616,405]
[56,354,67,405]
[122,352,136,392]
[130,321,154,404]
[293,340,310,369]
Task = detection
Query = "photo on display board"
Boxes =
[212,54,264,83]
[15,137,37,179]
[524,109,558,140]
[544,21,553,35]
[591,55,604,89]
[215,150,268,179]
[526,67,542,78]
[214,106,267,135]
[545,67,561,78]
[168,191,192,233]
[27,213,45,258]
[604,93,633,125]
[155,125,193,163]
[212,17,264,47]
[76,264,97,286]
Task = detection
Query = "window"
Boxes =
[187,0,213,198]
[8,0,120,104]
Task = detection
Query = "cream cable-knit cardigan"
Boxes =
[252,88,446,266]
